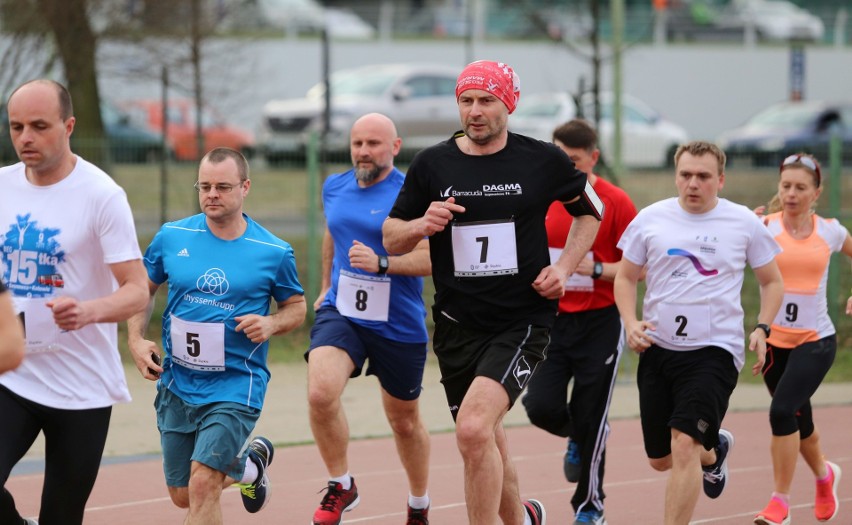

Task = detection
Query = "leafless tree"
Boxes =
[0,0,107,165]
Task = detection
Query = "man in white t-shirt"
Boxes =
[613,141,784,525]
[0,79,149,525]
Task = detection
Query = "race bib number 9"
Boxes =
[773,291,818,330]
[170,315,226,371]
[452,219,518,277]
[336,271,391,322]
[656,302,711,346]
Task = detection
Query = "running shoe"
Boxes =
[574,508,607,524]
[754,497,790,525]
[564,439,581,483]
[815,460,841,521]
[702,428,734,499]
[524,499,547,525]
[312,477,360,525]
[406,504,429,525]
[239,436,274,513]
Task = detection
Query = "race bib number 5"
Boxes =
[451,219,518,277]
[170,315,226,371]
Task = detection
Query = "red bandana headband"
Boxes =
[455,60,521,114]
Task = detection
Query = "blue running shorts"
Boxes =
[155,385,260,487]
[307,306,428,401]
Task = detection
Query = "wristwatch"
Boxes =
[591,261,604,280]
[755,323,771,338]
[377,255,389,275]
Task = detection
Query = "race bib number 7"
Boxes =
[451,219,518,277]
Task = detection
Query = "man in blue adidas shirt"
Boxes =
[127,147,306,524]
[306,113,432,525]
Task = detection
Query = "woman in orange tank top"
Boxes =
[753,153,852,525]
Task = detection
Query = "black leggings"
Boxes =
[761,335,836,438]
[0,385,112,525]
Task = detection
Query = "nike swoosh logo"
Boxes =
[371,209,384,214]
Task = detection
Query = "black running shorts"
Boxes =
[638,345,738,458]
[432,315,550,421]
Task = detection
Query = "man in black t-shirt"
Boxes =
[383,60,603,525]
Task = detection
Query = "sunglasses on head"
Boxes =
[781,154,821,186]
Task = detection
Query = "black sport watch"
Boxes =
[591,261,604,280]
[755,323,771,338]
[377,255,389,275]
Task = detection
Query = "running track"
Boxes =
[7,405,852,524]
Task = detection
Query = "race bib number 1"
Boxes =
[13,297,59,353]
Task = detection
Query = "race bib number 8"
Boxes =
[170,315,226,371]
[336,271,391,322]
[452,219,518,277]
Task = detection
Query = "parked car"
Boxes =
[665,0,745,41]
[509,91,689,169]
[121,98,255,162]
[259,63,461,163]
[0,100,167,164]
[401,3,592,41]
[715,0,825,42]
[665,0,824,43]
[716,100,852,166]
[219,0,375,38]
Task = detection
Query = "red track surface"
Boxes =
[8,405,851,524]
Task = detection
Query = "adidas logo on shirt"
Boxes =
[177,248,190,257]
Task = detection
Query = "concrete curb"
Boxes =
[20,361,852,460]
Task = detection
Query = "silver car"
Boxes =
[259,63,461,163]
[509,91,689,169]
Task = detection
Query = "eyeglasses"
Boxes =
[781,154,821,185]
[194,181,244,193]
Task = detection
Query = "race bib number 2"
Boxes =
[656,303,711,346]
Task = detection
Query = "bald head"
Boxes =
[7,79,76,181]
[349,113,401,186]
[9,79,73,121]
[351,113,398,141]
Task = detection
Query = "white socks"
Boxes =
[331,472,352,490]
[240,456,259,485]
[408,492,430,510]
